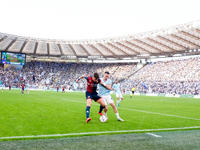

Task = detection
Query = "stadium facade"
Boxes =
[0,20,200,62]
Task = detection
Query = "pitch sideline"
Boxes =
[1,126,200,140]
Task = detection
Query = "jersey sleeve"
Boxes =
[84,75,89,80]
[98,78,101,83]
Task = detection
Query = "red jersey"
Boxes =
[9,85,11,89]
[21,84,24,89]
[85,76,101,93]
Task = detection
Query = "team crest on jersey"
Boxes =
[89,80,91,82]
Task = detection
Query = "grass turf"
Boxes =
[0,90,200,141]
[1,130,200,150]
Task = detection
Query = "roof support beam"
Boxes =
[147,37,178,53]
[0,36,7,43]
[133,39,165,54]
[57,42,64,55]
[47,43,50,57]
[20,40,27,53]
[5,37,17,51]
[180,31,200,47]
[115,42,139,54]
[125,41,152,54]
[69,44,78,56]
[33,42,38,57]
[107,42,130,57]
[98,43,118,58]
[172,33,199,49]
[79,44,90,56]
[89,44,106,58]
[158,35,187,50]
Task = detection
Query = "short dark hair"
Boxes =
[105,71,110,74]
[94,73,99,79]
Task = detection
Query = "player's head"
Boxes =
[92,73,99,82]
[104,71,110,80]
[115,79,118,84]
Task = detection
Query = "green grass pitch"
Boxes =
[0,90,200,141]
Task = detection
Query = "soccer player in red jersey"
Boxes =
[62,86,65,93]
[9,84,11,91]
[76,73,111,123]
[21,83,25,94]
[57,86,59,93]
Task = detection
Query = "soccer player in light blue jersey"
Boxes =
[112,79,123,107]
[98,71,124,121]
[25,82,30,94]
[1,84,5,92]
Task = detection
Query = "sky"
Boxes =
[0,0,200,40]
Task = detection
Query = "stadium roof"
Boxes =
[1,20,200,61]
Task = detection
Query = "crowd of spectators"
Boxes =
[1,57,200,95]
[121,57,200,95]
[0,61,136,91]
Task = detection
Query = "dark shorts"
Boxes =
[86,91,101,102]
[132,91,135,94]
[22,88,24,91]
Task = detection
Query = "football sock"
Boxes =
[99,105,105,113]
[86,106,91,119]
[118,99,122,103]
[104,112,107,118]
[115,113,120,118]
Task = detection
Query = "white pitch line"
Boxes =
[1,126,200,140]
[62,99,200,121]
[146,133,162,137]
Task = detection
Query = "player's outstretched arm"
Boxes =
[76,75,85,83]
[100,81,111,90]
[112,88,116,91]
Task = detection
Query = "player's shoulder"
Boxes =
[87,76,92,79]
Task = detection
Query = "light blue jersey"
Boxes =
[112,83,121,94]
[73,82,77,90]
[99,78,112,96]
[26,84,29,88]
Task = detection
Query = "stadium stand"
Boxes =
[121,57,200,95]
[1,56,200,95]
[1,21,200,95]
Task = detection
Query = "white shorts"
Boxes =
[116,93,123,98]
[102,95,114,105]
[26,88,29,90]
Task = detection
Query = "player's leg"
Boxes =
[109,102,124,121]
[116,93,119,106]
[97,98,106,116]
[103,95,112,119]
[86,98,92,123]
[98,96,108,118]
[118,93,123,106]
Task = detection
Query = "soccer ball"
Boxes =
[100,115,107,122]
